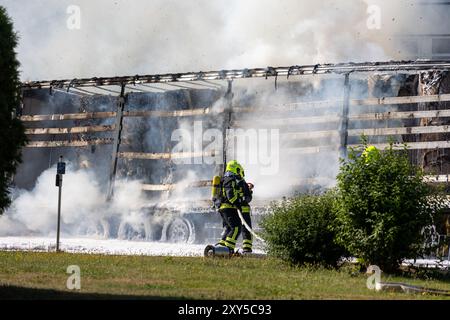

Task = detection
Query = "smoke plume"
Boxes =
[2,0,446,81]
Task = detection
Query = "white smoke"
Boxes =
[226,76,343,199]
[2,0,445,81]
[0,163,148,237]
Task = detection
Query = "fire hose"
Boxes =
[367,266,450,296]
[237,208,266,244]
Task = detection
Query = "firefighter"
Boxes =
[217,160,248,253]
[218,181,254,253]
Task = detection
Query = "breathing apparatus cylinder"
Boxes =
[211,175,222,208]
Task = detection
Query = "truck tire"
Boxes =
[165,217,196,244]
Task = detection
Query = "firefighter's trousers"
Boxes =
[240,211,253,252]
[218,208,241,251]
[219,208,253,251]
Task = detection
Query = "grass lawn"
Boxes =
[0,251,449,299]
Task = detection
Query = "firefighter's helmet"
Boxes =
[225,160,245,179]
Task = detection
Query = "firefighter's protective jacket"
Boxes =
[219,171,251,211]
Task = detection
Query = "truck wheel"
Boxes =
[118,222,145,241]
[165,217,196,244]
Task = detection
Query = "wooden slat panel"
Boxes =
[277,125,450,142]
[234,100,338,113]
[349,141,450,150]
[19,108,214,122]
[282,131,339,140]
[351,93,450,106]
[124,108,212,118]
[350,109,450,121]
[20,111,116,122]
[234,93,450,113]
[118,150,218,160]
[349,125,450,136]
[25,139,113,148]
[189,180,213,187]
[232,115,341,127]
[235,109,450,128]
[246,125,450,142]
[141,180,212,191]
[286,141,450,153]
[142,184,173,191]
[287,145,338,154]
[25,125,115,135]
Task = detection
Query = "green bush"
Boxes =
[335,141,444,272]
[260,191,347,267]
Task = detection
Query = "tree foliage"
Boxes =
[335,140,444,272]
[0,6,27,213]
[261,137,445,271]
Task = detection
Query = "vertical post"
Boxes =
[339,73,351,159]
[56,175,62,252]
[107,83,126,200]
[56,155,66,252]
[220,80,233,174]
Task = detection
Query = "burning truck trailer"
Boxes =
[12,60,450,250]
[14,80,267,244]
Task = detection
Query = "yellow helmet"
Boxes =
[225,160,245,179]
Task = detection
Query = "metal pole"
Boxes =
[56,155,65,252]
[339,73,351,159]
[56,173,62,252]
[20,60,450,90]
[107,83,126,200]
[221,80,233,174]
